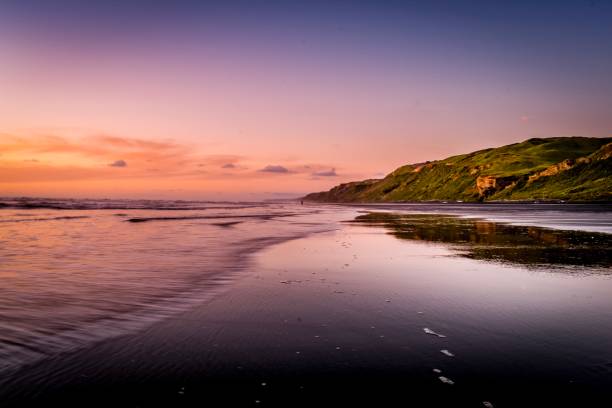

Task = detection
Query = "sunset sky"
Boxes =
[1,0,611,200]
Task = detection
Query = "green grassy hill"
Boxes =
[304,137,612,202]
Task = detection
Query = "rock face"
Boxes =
[526,142,611,185]
[476,176,518,198]
[590,142,612,161]
[528,159,580,183]
[304,137,612,203]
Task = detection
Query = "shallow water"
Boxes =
[342,202,612,233]
[0,201,339,377]
[350,212,612,268]
[0,199,611,406]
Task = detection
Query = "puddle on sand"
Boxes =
[349,212,612,269]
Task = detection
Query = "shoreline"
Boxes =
[314,202,612,234]
[0,207,344,384]
[305,199,612,204]
[2,215,611,406]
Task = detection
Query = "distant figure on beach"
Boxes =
[300,200,304,205]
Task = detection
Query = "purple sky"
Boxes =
[1,0,610,199]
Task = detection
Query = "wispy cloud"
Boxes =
[196,155,244,169]
[259,165,289,173]
[312,168,337,177]
[94,135,178,151]
[0,134,108,157]
[109,159,127,167]
[0,131,360,199]
[0,133,187,163]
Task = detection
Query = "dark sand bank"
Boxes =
[2,211,612,407]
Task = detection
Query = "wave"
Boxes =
[0,197,266,211]
[0,216,90,223]
[0,219,330,379]
[212,221,243,227]
[125,213,299,223]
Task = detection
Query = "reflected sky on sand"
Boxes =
[349,213,612,269]
[1,202,611,406]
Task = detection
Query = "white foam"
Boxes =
[424,328,447,338]
[438,376,454,385]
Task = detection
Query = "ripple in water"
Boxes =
[0,201,333,376]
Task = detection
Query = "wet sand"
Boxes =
[2,210,612,407]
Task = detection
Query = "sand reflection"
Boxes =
[350,213,612,268]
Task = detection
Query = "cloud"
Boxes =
[1,132,352,188]
[94,135,178,151]
[109,159,127,167]
[259,165,289,173]
[1,134,108,157]
[312,168,337,177]
[0,134,187,163]
[195,155,244,169]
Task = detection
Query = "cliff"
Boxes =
[304,137,612,202]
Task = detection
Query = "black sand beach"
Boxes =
[1,202,611,407]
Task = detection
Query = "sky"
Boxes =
[1,0,611,200]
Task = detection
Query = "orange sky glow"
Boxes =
[1,2,610,200]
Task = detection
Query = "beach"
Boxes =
[1,200,611,406]
[4,1,612,405]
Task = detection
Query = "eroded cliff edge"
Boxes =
[304,137,612,202]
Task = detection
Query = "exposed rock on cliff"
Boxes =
[476,175,519,198]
